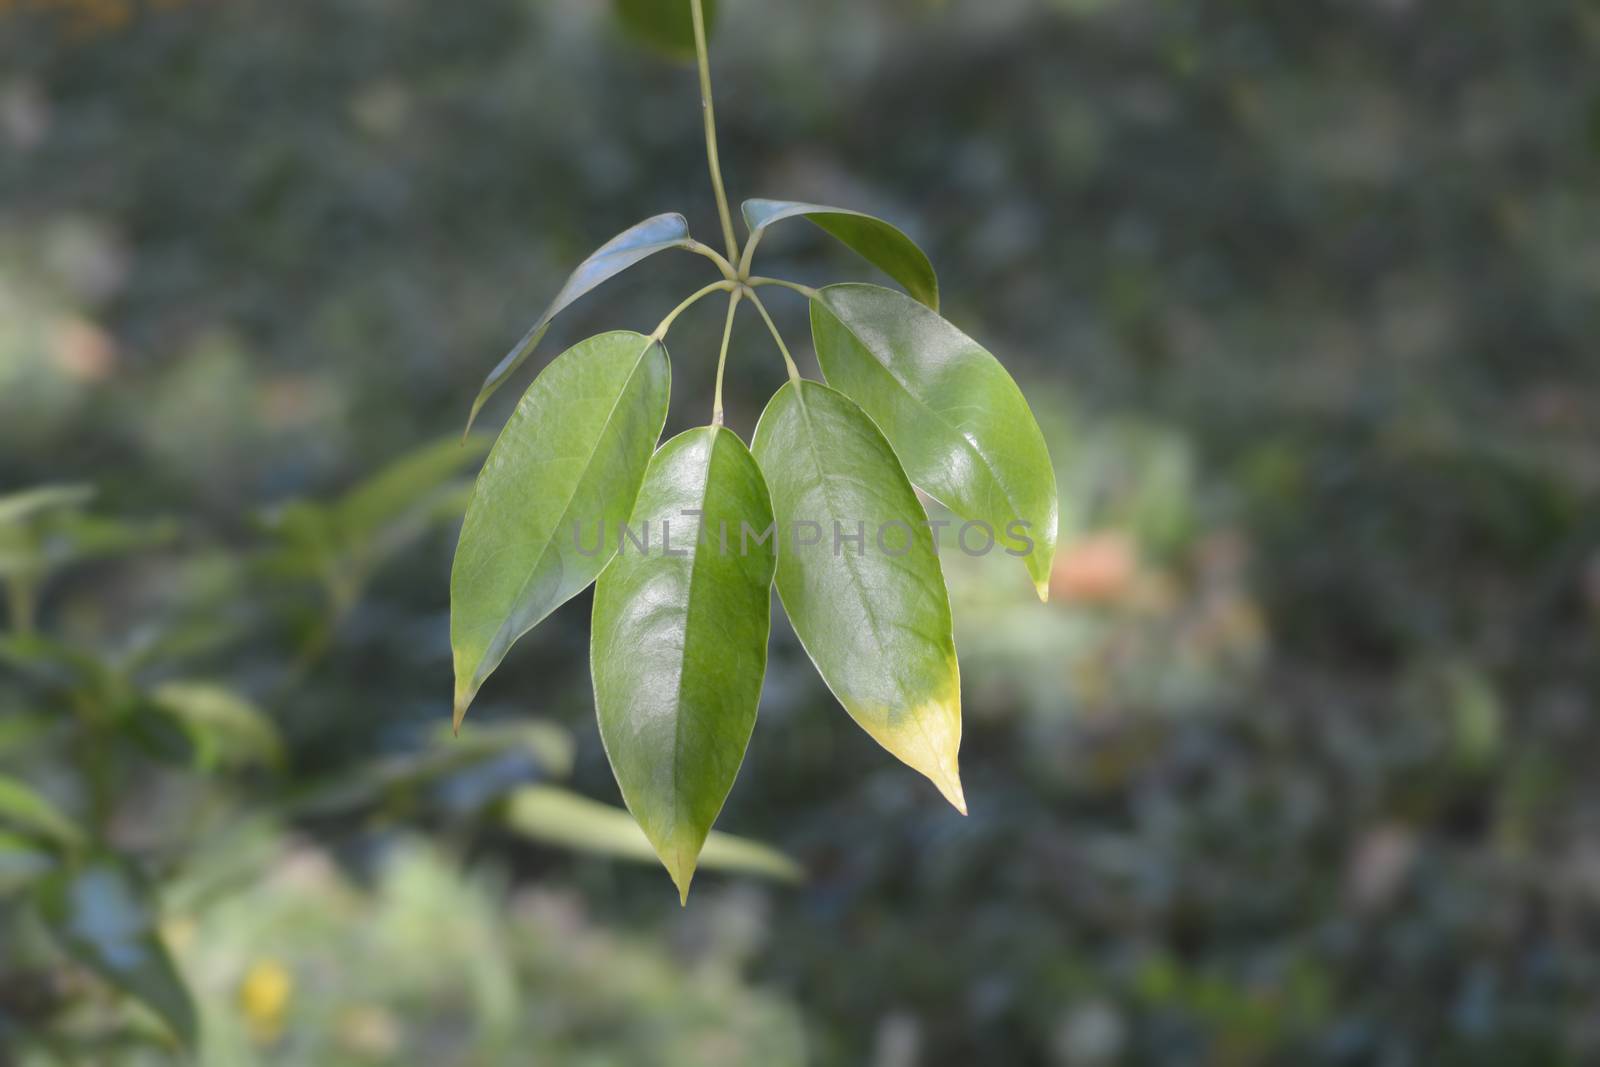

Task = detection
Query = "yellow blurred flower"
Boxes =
[239,959,294,1045]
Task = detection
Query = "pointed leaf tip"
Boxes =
[946,783,969,817]
[463,213,690,429]
[810,284,1059,597]
[670,853,695,905]
[742,199,939,309]
[504,787,800,897]
[1036,580,1051,604]
[752,381,967,812]
[929,739,968,815]
[452,333,670,713]
[592,428,777,904]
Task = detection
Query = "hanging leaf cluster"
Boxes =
[451,0,1058,901]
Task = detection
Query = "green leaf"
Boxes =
[810,283,1059,598]
[591,427,777,901]
[257,439,486,624]
[0,484,95,527]
[150,681,286,772]
[0,830,57,891]
[452,332,671,726]
[0,484,98,584]
[465,214,691,434]
[751,381,966,812]
[0,710,54,757]
[505,785,800,884]
[0,510,176,589]
[37,859,198,1050]
[0,634,122,701]
[613,0,717,59]
[742,199,939,310]
[41,511,178,563]
[433,719,576,778]
[0,775,85,851]
[294,720,574,816]
[336,434,491,548]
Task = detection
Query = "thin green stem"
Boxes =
[651,280,736,341]
[737,230,762,278]
[711,290,743,427]
[748,275,819,299]
[747,290,801,384]
[691,0,740,264]
[684,239,738,280]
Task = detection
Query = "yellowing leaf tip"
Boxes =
[934,765,968,816]
[1035,579,1051,604]
[850,687,967,816]
[667,844,697,905]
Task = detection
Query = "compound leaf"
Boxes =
[751,381,965,812]
[465,214,690,434]
[591,427,777,901]
[453,332,670,726]
[811,283,1059,598]
[742,199,938,310]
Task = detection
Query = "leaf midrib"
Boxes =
[667,428,721,850]
[792,383,954,775]
[792,386,894,667]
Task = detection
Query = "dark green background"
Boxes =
[2,0,1597,1063]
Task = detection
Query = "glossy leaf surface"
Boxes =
[453,332,670,725]
[591,427,777,901]
[37,860,197,1049]
[613,0,717,58]
[751,381,965,812]
[742,199,939,310]
[465,214,690,434]
[811,283,1059,597]
[505,785,800,883]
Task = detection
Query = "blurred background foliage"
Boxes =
[1,0,1597,1063]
